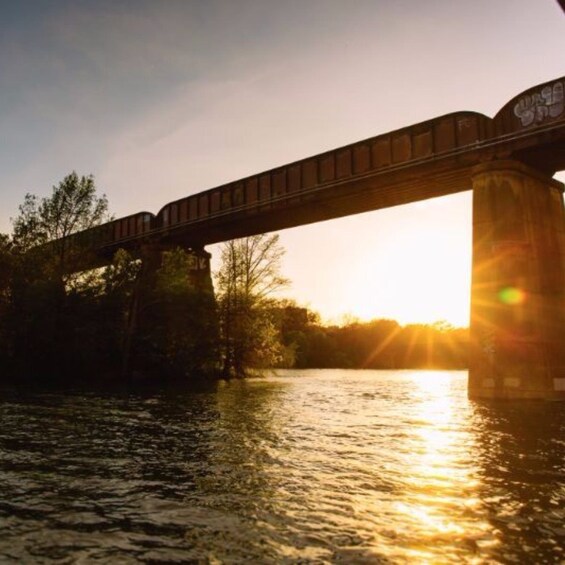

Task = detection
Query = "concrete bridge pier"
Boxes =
[138,244,213,292]
[469,160,565,400]
[122,244,216,376]
[132,243,215,335]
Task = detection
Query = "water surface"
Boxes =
[0,370,563,563]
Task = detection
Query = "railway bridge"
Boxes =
[67,77,565,400]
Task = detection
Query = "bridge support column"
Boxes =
[138,244,213,292]
[185,248,214,294]
[123,245,217,378]
[469,160,565,400]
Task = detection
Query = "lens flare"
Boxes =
[498,286,525,305]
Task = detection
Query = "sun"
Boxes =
[281,192,473,327]
[339,198,472,327]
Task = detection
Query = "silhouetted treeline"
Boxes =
[274,305,469,370]
[0,173,219,383]
[0,245,220,383]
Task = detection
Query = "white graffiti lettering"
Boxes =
[513,81,564,127]
[514,82,565,127]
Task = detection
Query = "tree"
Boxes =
[216,234,289,377]
[0,234,12,295]
[12,171,109,280]
[7,172,111,379]
[0,234,14,362]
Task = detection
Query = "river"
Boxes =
[0,369,563,563]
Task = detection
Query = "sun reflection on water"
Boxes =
[386,371,498,561]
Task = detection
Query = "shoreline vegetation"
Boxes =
[0,173,468,385]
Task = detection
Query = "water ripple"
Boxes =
[0,370,563,563]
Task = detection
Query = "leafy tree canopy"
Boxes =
[216,233,289,376]
[0,234,13,292]
[216,233,289,307]
[11,172,109,276]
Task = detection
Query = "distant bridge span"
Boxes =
[69,77,565,400]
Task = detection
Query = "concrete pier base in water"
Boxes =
[468,160,565,400]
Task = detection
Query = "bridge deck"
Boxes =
[64,77,565,261]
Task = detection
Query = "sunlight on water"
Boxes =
[390,372,495,562]
[0,370,563,563]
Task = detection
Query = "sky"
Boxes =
[1,0,564,326]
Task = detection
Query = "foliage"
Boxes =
[216,234,289,376]
[11,172,109,282]
[135,248,219,377]
[102,248,142,298]
[12,172,109,250]
[94,249,142,369]
[2,169,219,381]
[5,248,141,381]
[0,234,14,360]
[0,174,133,380]
[273,305,469,370]
[0,234,12,291]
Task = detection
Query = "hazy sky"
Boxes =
[1,0,564,325]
